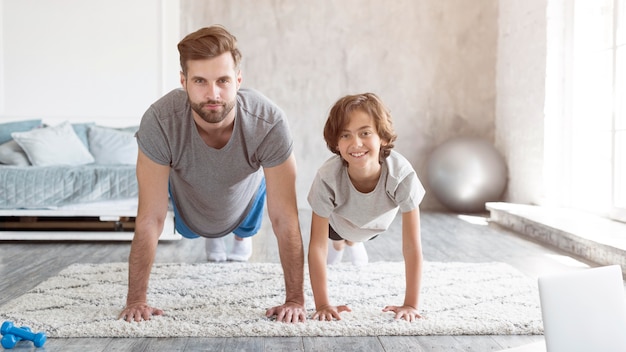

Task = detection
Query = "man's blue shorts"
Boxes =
[169,179,266,239]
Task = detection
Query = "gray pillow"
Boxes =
[71,122,96,148]
[0,140,30,166]
[0,119,42,144]
[88,126,138,164]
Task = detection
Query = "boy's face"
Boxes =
[336,110,386,170]
[180,52,242,125]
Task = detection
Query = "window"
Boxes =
[548,0,625,222]
[614,0,626,221]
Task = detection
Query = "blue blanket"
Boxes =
[0,164,138,209]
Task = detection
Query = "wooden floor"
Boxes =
[0,210,597,351]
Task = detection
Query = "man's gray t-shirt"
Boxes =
[307,150,425,242]
[136,88,293,237]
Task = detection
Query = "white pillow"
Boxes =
[88,126,138,164]
[11,121,95,166]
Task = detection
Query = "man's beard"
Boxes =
[190,99,236,124]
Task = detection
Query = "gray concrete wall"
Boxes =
[180,0,499,210]
[495,0,547,206]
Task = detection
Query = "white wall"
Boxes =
[0,0,4,115]
[0,0,180,127]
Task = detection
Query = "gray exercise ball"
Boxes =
[427,137,507,213]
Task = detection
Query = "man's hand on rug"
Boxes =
[311,304,352,321]
[382,305,421,322]
[265,301,307,323]
[118,302,164,322]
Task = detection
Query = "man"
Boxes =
[118,25,306,323]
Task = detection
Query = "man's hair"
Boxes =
[177,25,242,75]
[323,93,397,160]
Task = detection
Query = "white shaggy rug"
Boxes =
[0,261,543,337]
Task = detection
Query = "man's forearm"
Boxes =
[276,229,305,305]
[126,232,158,305]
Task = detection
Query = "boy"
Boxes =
[307,93,425,322]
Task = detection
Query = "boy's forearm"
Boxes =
[403,249,423,308]
[308,247,331,309]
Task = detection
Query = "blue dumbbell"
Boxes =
[1,326,30,349]
[0,321,46,348]
[1,325,31,349]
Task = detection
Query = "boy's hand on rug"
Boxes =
[311,305,351,321]
[118,303,164,322]
[382,305,421,322]
[265,302,307,323]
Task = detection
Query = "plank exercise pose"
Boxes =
[119,25,305,323]
[307,93,425,321]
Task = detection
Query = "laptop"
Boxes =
[538,265,626,352]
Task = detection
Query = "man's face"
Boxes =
[181,52,242,124]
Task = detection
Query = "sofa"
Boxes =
[0,120,179,241]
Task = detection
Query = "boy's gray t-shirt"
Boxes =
[136,88,293,237]
[307,150,425,242]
